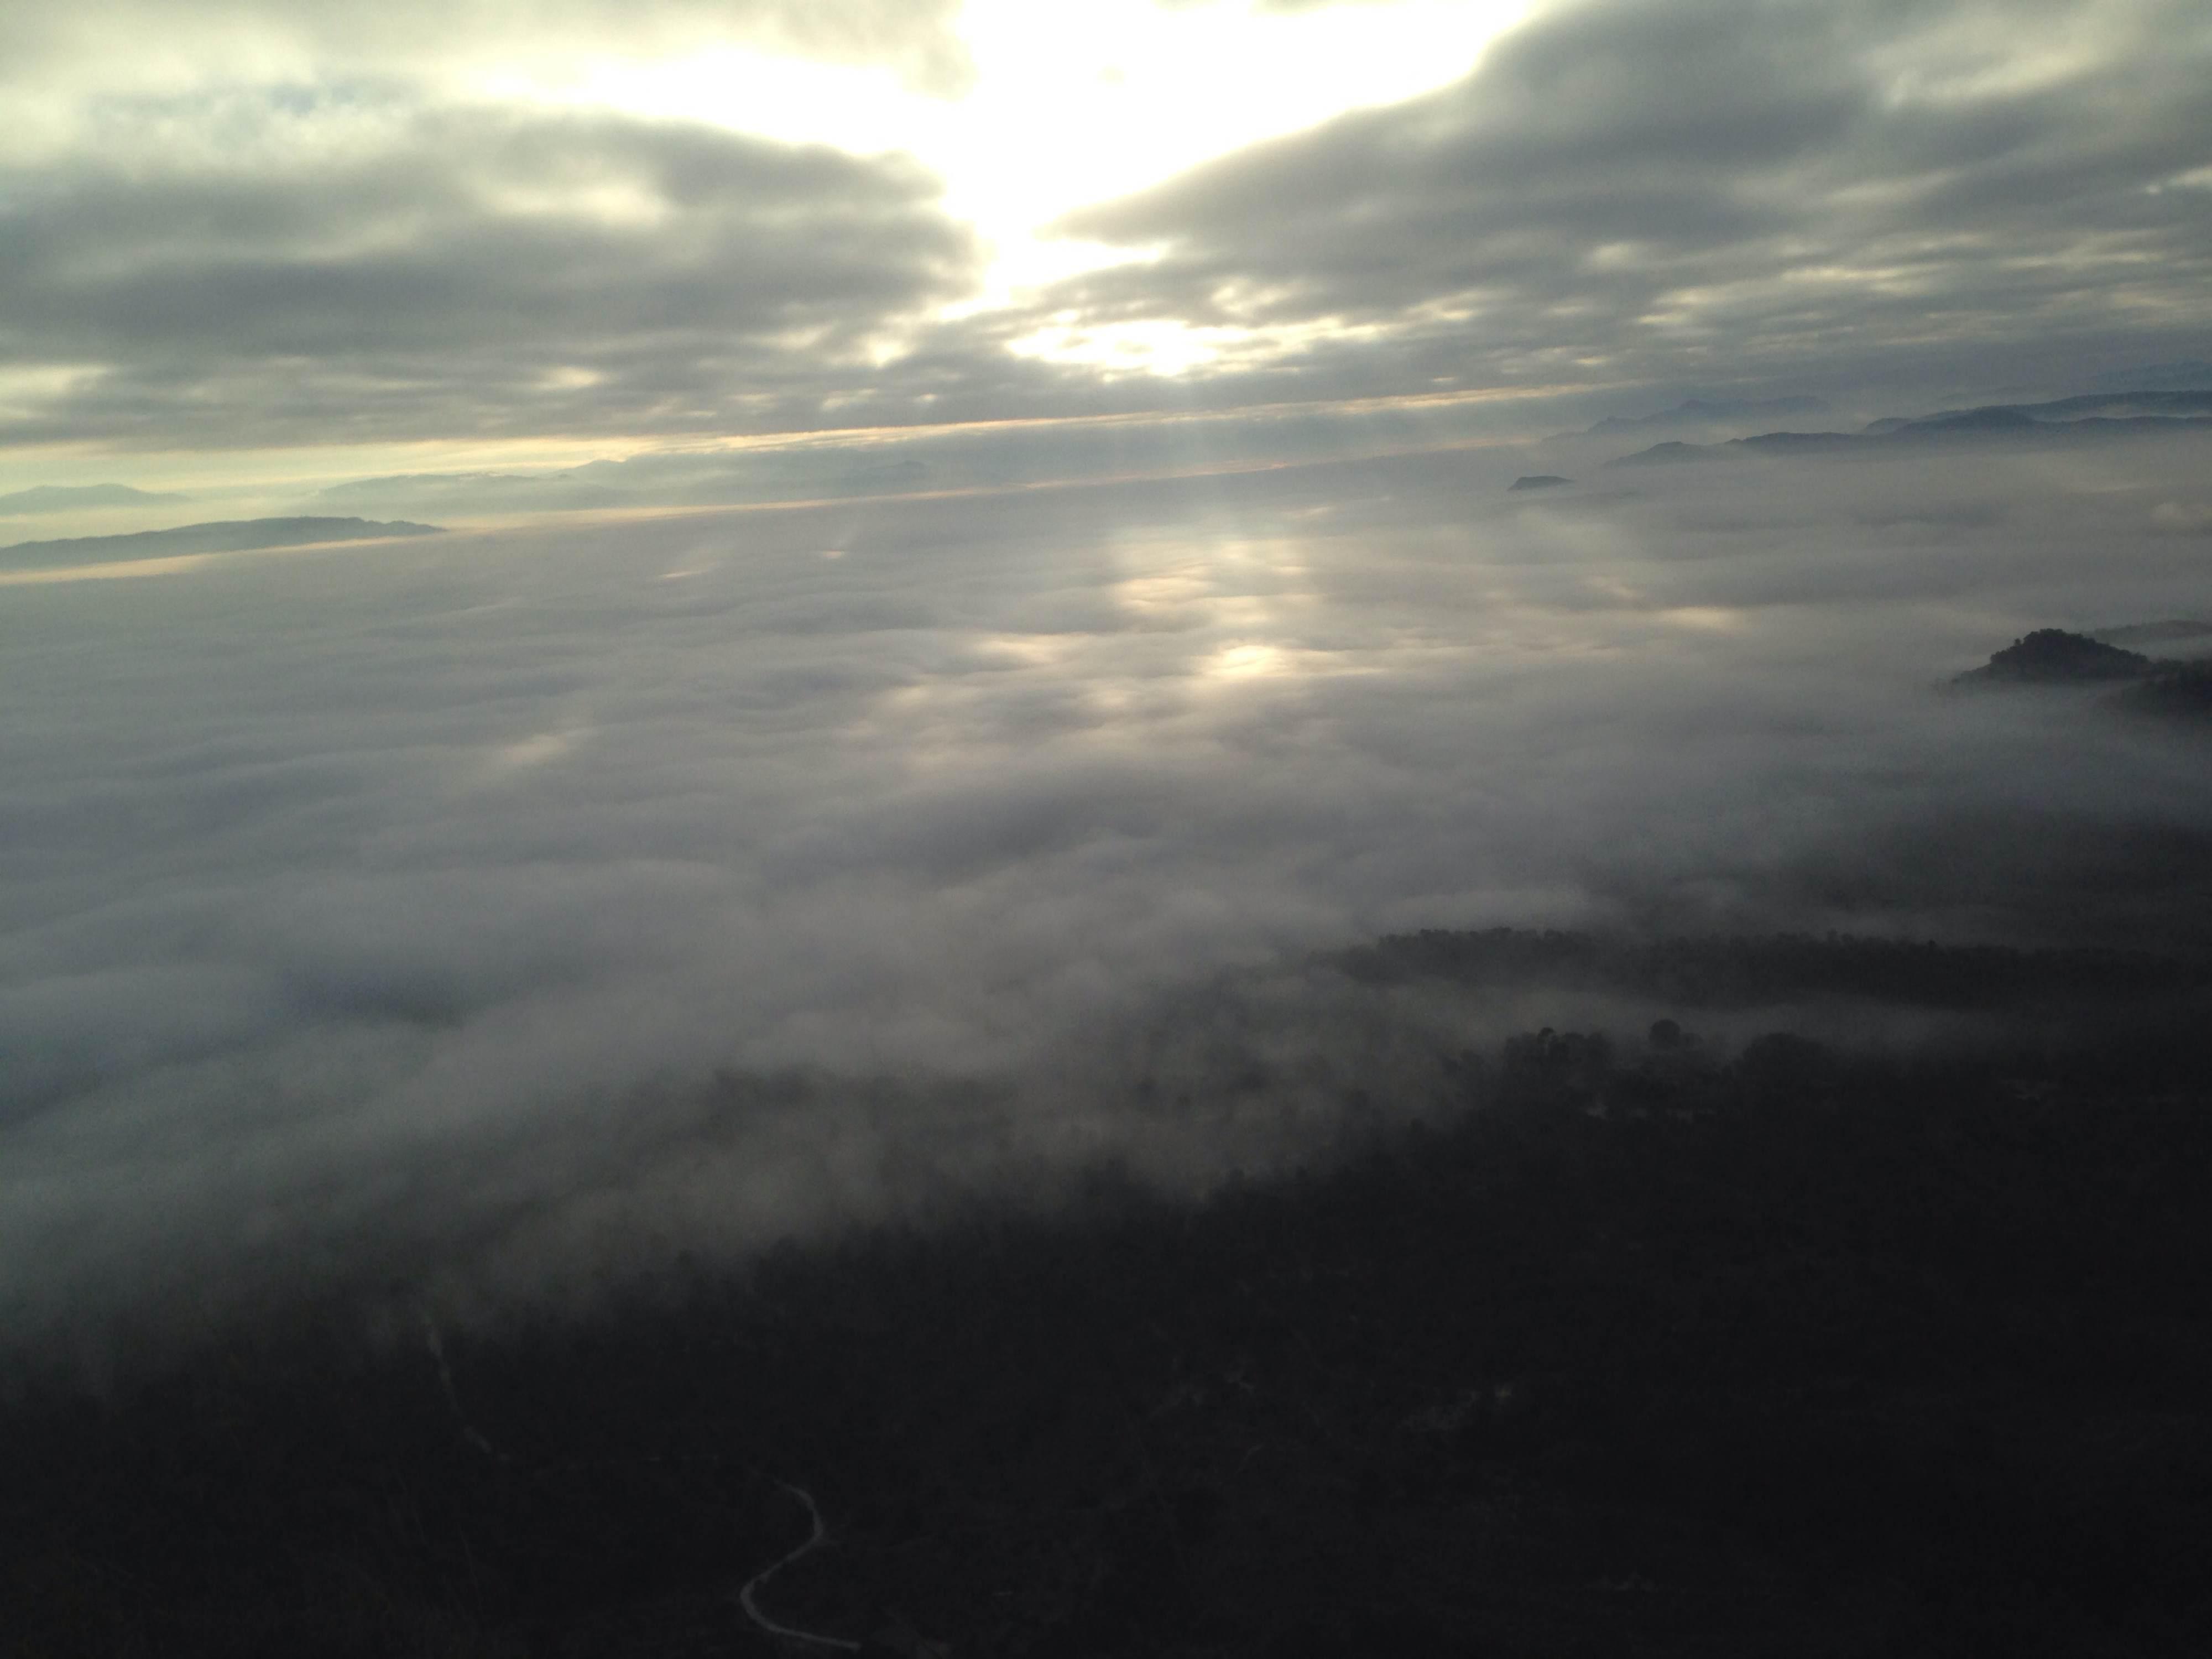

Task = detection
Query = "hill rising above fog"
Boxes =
[1955,629,2153,686]
[1948,628,2212,722]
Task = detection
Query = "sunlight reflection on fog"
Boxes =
[4,438,2212,1345]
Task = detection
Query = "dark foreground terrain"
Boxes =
[6,933,2211,1657]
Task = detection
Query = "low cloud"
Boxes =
[1051,0,2212,406]
[4,431,2211,1368]
[10,1,2205,462]
[0,0,973,102]
[0,95,980,447]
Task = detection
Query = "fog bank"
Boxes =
[4,436,2210,1361]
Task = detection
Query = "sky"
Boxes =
[3,0,2208,507]
[4,1,2212,1370]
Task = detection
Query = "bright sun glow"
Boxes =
[472,0,1532,370]
[1009,317,1245,378]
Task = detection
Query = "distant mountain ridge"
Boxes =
[1585,395,1829,435]
[1607,440,1731,466]
[316,472,629,513]
[1886,388,2212,429]
[2088,358,2212,393]
[1,517,442,569]
[1606,388,2212,467]
[315,447,946,517]
[0,483,189,515]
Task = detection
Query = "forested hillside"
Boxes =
[7,934,2210,1657]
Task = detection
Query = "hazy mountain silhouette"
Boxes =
[0,482,189,515]
[1608,389,2212,466]
[2087,358,2212,392]
[1,516,442,569]
[1605,439,1731,466]
[317,472,631,514]
[1585,395,1828,435]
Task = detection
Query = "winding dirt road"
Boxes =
[737,1480,862,1651]
[422,1316,860,1650]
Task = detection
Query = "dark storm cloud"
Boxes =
[0,96,981,445]
[1054,0,2212,398]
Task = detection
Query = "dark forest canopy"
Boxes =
[1331,925,2209,1008]
[5,930,2210,1656]
[1942,628,2212,722]
[1955,629,2152,686]
[2111,659,2212,722]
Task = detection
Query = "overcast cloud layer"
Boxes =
[4,0,2209,463]
[1051,0,2212,409]
[6,439,2212,1366]
[0,99,980,448]
[0,0,973,100]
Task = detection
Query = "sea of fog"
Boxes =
[5,436,2210,1362]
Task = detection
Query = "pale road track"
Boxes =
[737,1480,863,1651]
[421,1317,860,1651]
[421,1314,509,1462]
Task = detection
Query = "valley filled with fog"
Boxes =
[7,0,2212,1647]
[6,434,2209,1360]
